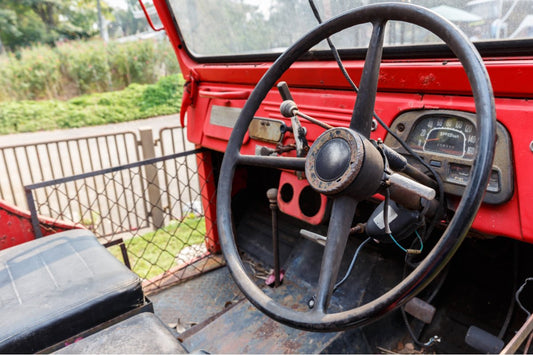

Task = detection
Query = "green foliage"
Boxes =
[0,38,180,101]
[108,217,207,280]
[140,75,181,111]
[0,44,62,100]
[0,74,184,134]
[0,0,108,50]
[56,40,111,94]
[0,9,21,42]
[108,0,148,38]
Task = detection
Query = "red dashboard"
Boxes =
[153,0,533,244]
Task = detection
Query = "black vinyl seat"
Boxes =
[56,312,188,354]
[0,229,144,353]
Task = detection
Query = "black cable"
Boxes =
[307,0,446,243]
[399,242,448,349]
[383,187,391,234]
[516,277,533,317]
[498,242,518,339]
[400,307,441,348]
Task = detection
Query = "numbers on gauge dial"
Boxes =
[407,116,477,159]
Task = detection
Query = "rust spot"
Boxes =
[255,319,276,338]
[283,338,303,353]
[419,73,438,87]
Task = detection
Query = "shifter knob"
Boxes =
[267,188,278,204]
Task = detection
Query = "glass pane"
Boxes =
[168,0,533,57]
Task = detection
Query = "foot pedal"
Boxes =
[404,297,436,324]
[465,326,504,353]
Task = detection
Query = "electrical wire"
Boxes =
[400,239,449,349]
[498,242,518,339]
[389,230,423,254]
[400,308,441,348]
[516,277,533,317]
[333,237,372,292]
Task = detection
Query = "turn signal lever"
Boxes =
[381,144,438,190]
[385,172,439,217]
[277,82,333,130]
[388,173,435,201]
[277,82,308,158]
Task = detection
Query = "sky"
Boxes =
[104,0,128,10]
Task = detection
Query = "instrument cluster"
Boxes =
[384,110,513,204]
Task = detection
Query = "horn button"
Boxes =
[315,139,351,182]
[305,127,384,198]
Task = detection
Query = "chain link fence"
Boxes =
[22,128,222,293]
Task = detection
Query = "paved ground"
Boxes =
[0,114,196,214]
[0,114,180,147]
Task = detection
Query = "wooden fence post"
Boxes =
[139,128,164,229]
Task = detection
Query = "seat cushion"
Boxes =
[56,312,188,354]
[0,229,144,353]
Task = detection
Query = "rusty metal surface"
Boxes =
[150,266,243,333]
[180,276,370,353]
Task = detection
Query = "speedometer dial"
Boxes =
[407,115,477,159]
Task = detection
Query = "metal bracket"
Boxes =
[138,0,164,32]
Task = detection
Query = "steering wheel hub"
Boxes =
[315,138,351,181]
[306,128,384,198]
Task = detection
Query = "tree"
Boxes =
[0,8,20,53]
[0,0,111,51]
[108,0,148,37]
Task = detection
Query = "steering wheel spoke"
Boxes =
[314,196,359,314]
[350,20,387,138]
[237,154,306,171]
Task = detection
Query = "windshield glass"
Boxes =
[168,0,533,57]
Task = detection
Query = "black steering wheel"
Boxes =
[216,2,496,331]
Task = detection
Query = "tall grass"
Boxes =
[0,38,180,102]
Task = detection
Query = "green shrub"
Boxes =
[0,45,62,100]
[0,38,180,101]
[56,41,111,95]
[0,74,184,134]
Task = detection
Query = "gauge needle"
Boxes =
[426,137,440,142]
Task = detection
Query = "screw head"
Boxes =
[397,123,405,132]
[308,297,316,309]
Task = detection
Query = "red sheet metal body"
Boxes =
[153,0,533,243]
[0,199,83,250]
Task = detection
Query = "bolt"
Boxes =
[308,297,316,309]
[397,123,405,132]
[371,119,378,131]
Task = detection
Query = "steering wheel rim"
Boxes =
[216,2,496,331]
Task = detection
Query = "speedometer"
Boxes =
[406,115,477,159]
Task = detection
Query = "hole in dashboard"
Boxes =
[280,183,294,203]
[299,186,321,217]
